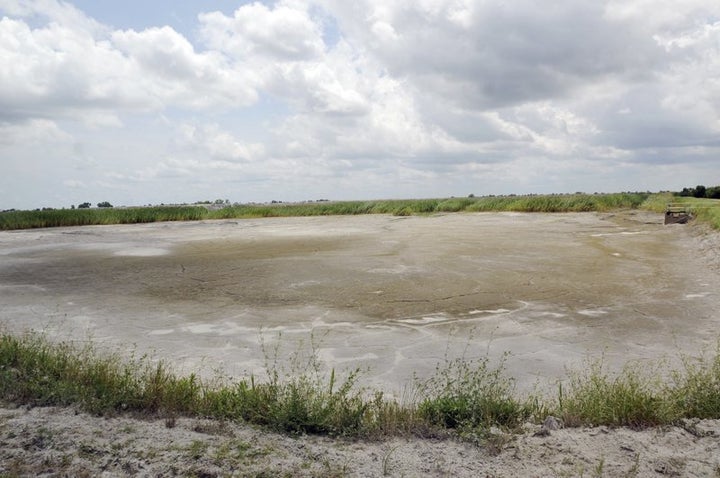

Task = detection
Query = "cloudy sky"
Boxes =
[1,0,719,209]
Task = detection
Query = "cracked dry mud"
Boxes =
[1,211,719,392]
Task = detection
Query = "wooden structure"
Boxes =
[664,203,692,225]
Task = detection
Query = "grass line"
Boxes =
[2,331,720,438]
[4,193,719,231]
[676,197,720,230]
[1,193,653,230]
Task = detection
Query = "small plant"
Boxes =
[558,358,675,428]
[187,439,209,460]
[670,344,720,419]
[416,353,535,432]
[382,445,400,476]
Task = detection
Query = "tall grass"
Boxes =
[683,199,720,230]
[1,193,654,230]
[647,195,720,229]
[416,354,535,430]
[670,345,720,418]
[0,206,207,230]
[466,193,649,213]
[0,331,375,436]
[558,358,675,428]
[4,331,720,438]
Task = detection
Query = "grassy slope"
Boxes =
[672,197,720,229]
[4,193,719,231]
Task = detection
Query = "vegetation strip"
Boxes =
[2,331,720,438]
[3,191,719,231]
[0,193,656,231]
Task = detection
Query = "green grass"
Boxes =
[0,206,207,230]
[674,197,720,229]
[7,193,719,232]
[466,192,650,213]
[669,345,720,419]
[1,193,654,230]
[4,331,720,439]
[416,353,535,430]
[558,358,676,428]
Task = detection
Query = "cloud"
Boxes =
[323,0,665,108]
[111,26,260,109]
[1,0,719,209]
[173,123,266,164]
[199,2,325,61]
[62,178,86,189]
[0,1,260,125]
[0,118,72,145]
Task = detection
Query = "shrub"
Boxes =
[558,358,676,428]
[417,354,534,430]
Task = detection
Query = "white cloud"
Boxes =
[0,2,260,125]
[174,123,266,164]
[1,0,720,208]
[111,26,260,109]
[0,118,72,145]
[62,178,86,189]
[199,2,325,61]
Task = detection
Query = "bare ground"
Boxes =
[1,404,719,477]
[2,213,720,477]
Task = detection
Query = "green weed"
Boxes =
[4,330,720,440]
[416,353,536,431]
[558,358,676,428]
[670,344,720,419]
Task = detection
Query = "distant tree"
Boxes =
[70,205,75,209]
[693,185,707,198]
[707,186,720,199]
[78,202,91,209]
[97,201,113,208]
[678,187,693,197]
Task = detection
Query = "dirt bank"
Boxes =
[2,404,719,477]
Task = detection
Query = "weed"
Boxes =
[5,329,720,441]
[593,456,605,477]
[670,344,720,418]
[416,353,535,431]
[625,453,641,478]
[187,439,209,460]
[558,358,676,428]
[381,445,400,476]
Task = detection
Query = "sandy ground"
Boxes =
[1,212,720,476]
[1,404,719,477]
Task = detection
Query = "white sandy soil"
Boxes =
[1,404,719,477]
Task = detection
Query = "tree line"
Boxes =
[676,185,720,199]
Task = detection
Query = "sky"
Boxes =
[1,0,719,209]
